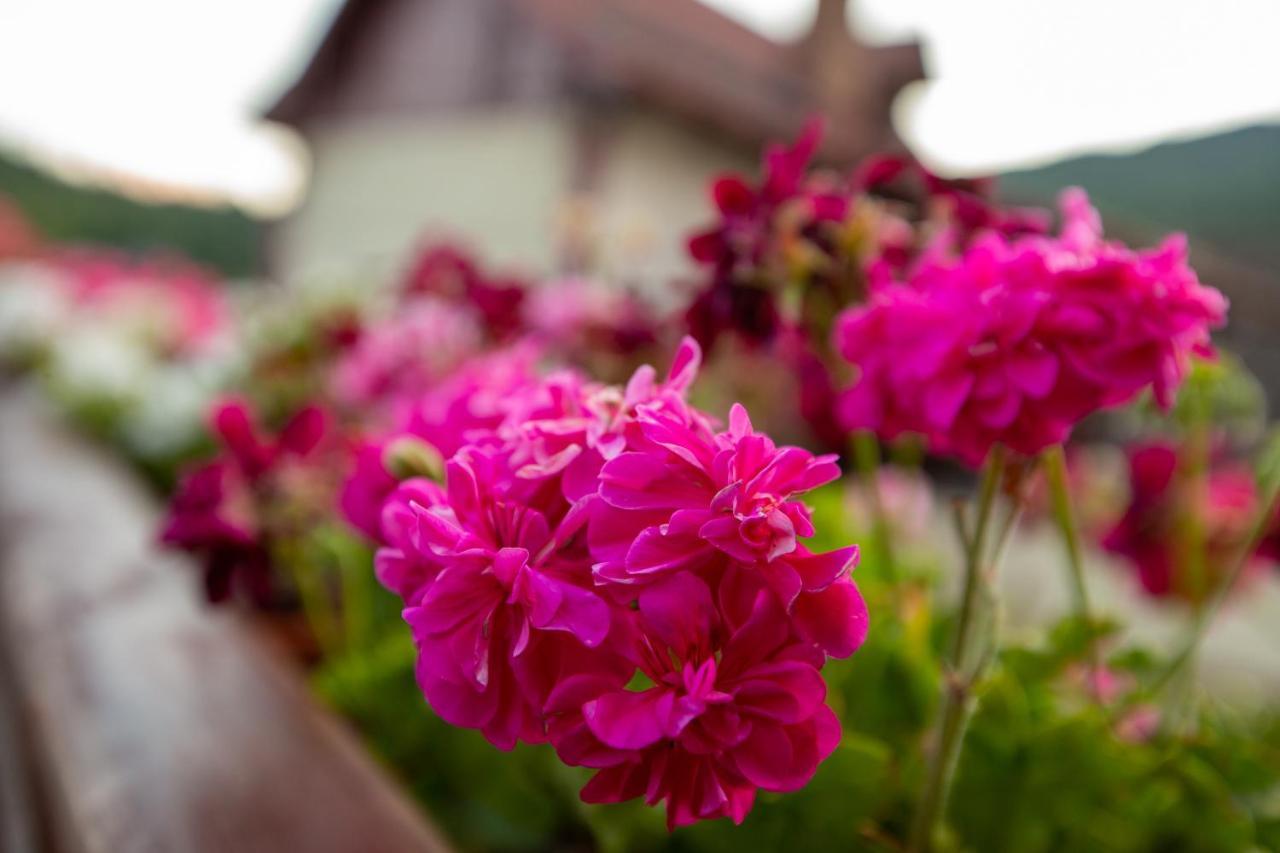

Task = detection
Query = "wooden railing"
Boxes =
[0,384,451,853]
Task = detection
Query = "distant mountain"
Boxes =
[999,123,1280,272]
[1000,124,1280,404]
[0,149,261,277]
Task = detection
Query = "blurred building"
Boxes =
[263,0,922,289]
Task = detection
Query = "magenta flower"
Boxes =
[547,574,840,829]
[685,119,847,349]
[1102,442,1261,603]
[160,399,329,604]
[366,337,862,825]
[835,191,1228,465]
[522,276,659,360]
[51,249,230,356]
[337,441,401,542]
[159,460,270,602]
[331,296,482,416]
[371,477,447,604]
[591,401,866,658]
[401,241,526,339]
[403,446,612,749]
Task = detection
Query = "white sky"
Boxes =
[1,0,1277,215]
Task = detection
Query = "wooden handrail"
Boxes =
[0,385,451,853]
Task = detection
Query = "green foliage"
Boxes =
[950,631,1280,853]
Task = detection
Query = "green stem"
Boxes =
[1043,444,1091,617]
[949,445,1005,664]
[909,445,1008,853]
[1145,470,1280,700]
[852,430,898,585]
[281,539,341,658]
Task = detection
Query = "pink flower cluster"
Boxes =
[50,249,230,356]
[522,276,659,361]
[348,339,866,828]
[686,119,851,349]
[682,120,1060,452]
[401,242,526,340]
[331,295,483,417]
[161,399,329,603]
[835,190,1229,465]
[1102,442,1263,604]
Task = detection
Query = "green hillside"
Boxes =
[999,123,1280,272]
[0,149,261,277]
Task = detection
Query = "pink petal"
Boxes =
[787,545,859,592]
[521,570,611,648]
[584,689,678,750]
[1006,347,1059,398]
[731,660,826,723]
[637,573,715,659]
[923,371,975,430]
[793,579,869,659]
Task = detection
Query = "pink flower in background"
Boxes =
[159,460,270,603]
[836,261,1073,464]
[1033,190,1227,411]
[161,399,329,604]
[1102,443,1261,603]
[835,190,1228,465]
[331,296,482,415]
[50,249,230,356]
[852,153,1050,248]
[401,241,527,339]
[522,276,659,357]
[338,441,401,542]
[685,119,845,348]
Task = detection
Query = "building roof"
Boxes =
[264,0,923,160]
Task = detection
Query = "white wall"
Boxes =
[270,107,759,296]
[271,109,573,283]
[588,111,756,298]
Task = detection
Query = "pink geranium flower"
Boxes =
[161,399,329,604]
[403,446,612,749]
[366,337,863,825]
[548,574,840,829]
[401,241,527,339]
[590,401,866,658]
[51,249,230,356]
[1102,442,1261,604]
[331,296,482,416]
[835,190,1228,465]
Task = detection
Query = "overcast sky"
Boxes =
[1,0,1277,214]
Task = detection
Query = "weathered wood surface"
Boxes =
[0,384,452,853]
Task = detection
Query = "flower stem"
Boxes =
[909,445,1008,853]
[949,445,1004,664]
[1145,466,1280,700]
[281,538,341,658]
[1043,445,1091,617]
[852,430,899,585]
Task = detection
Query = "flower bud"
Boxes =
[382,436,443,482]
